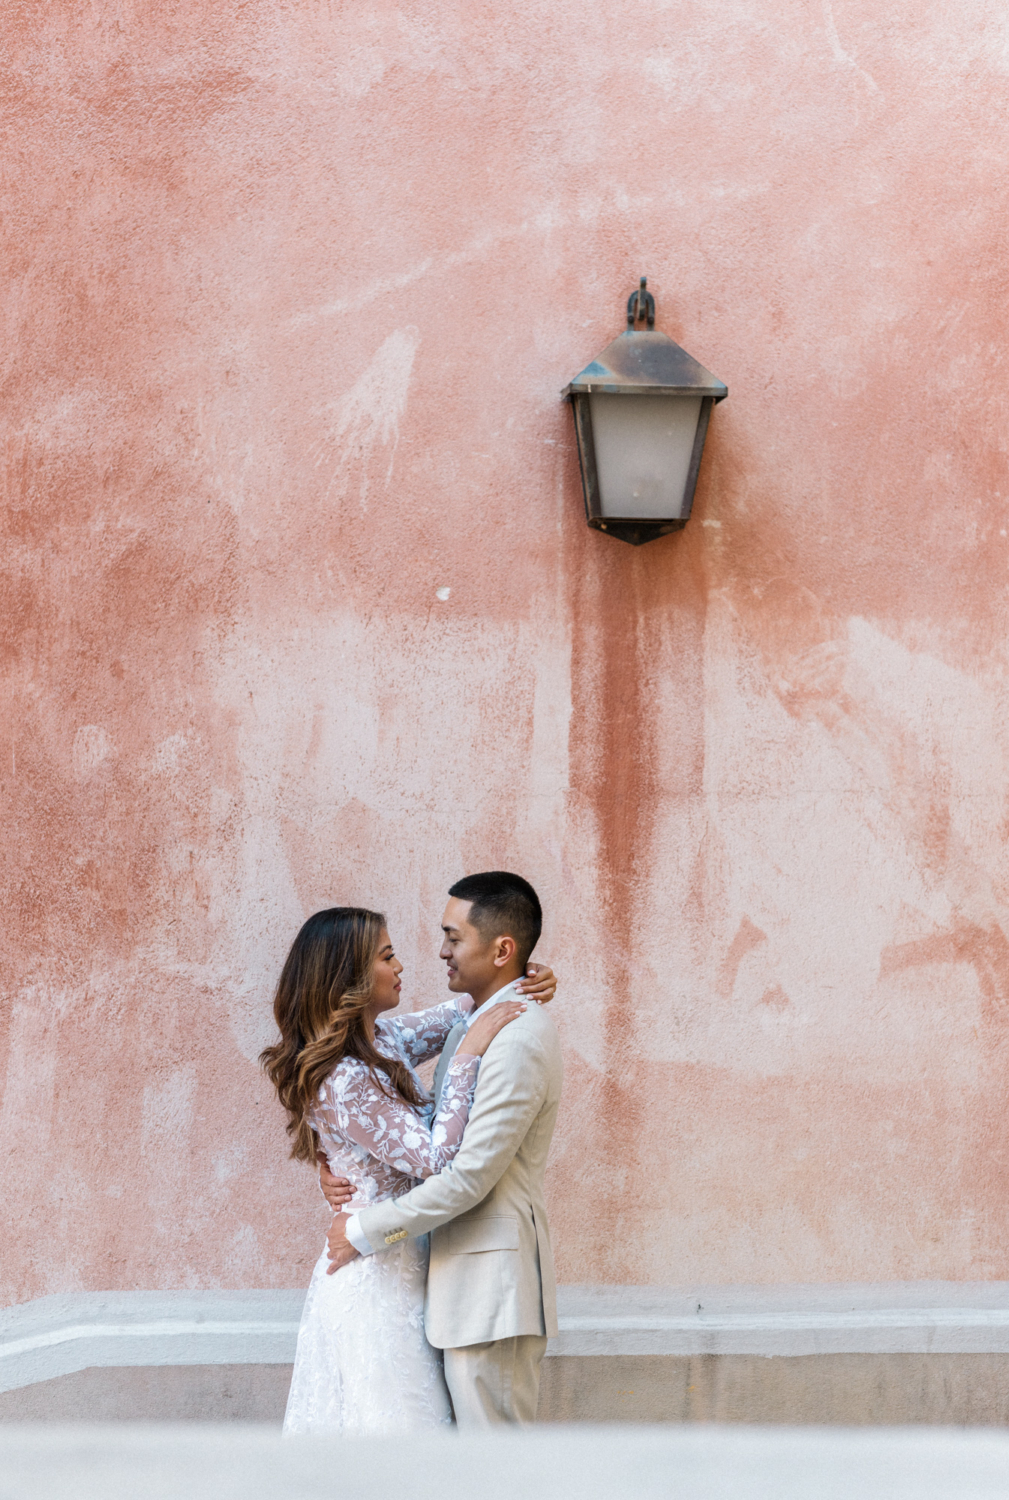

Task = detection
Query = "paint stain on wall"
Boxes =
[4,0,1009,1301]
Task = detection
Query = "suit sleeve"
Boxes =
[356,1026,549,1249]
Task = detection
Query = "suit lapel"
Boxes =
[434,986,519,1102]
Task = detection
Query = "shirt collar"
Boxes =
[459,978,523,1033]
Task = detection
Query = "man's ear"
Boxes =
[492,935,517,968]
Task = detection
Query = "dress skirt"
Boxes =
[283,1232,453,1436]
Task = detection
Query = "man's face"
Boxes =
[440,897,501,994]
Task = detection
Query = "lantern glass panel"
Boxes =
[588,392,702,520]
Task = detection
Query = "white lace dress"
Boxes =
[283,997,477,1436]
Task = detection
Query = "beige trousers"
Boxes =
[443,1335,548,1428]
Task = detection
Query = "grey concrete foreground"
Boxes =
[3,1425,1009,1500]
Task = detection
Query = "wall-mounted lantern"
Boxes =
[564,279,728,545]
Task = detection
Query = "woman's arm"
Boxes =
[383,963,559,1067]
[316,1055,481,1179]
[382,997,473,1068]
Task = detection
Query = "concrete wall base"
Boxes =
[539,1354,1009,1425]
[7,1354,1009,1425]
[0,1365,293,1422]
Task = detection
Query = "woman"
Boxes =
[260,906,556,1435]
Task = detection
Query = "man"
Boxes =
[321,871,563,1427]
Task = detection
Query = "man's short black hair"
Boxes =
[448,871,543,970]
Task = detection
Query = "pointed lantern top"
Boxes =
[564,331,728,401]
[563,278,727,401]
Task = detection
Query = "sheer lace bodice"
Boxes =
[309,997,478,1212]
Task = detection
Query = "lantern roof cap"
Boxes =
[564,329,728,401]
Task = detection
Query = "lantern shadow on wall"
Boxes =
[564,279,728,546]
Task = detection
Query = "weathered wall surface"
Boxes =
[2,0,1009,1301]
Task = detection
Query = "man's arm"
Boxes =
[354,1026,549,1251]
[328,1026,551,1260]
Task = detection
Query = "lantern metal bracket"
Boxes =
[626,277,655,329]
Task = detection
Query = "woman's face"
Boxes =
[369,928,403,1014]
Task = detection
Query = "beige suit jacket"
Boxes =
[356,1001,563,1350]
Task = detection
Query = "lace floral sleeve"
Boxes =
[316,1052,481,1178]
[380,997,473,1067]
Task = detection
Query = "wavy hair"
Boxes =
[260,906,424,1163]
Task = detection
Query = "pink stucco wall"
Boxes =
[3,0,1009,1302]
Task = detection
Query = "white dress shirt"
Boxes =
[346,980,524,1257]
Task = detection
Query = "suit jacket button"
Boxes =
[385,1229,408,1245]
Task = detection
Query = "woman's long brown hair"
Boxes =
[260,907,425,1163]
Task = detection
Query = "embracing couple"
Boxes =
[261,871,563,1435]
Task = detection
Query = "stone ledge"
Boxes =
[551,1282,1009,1357]
[0,1292,305,1394]
[7,1283,1009,1393]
